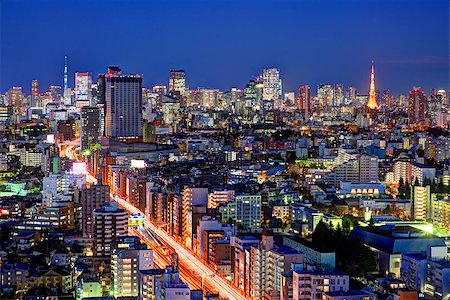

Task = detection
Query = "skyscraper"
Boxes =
[198,88,219,108]
[383,90,393,107]
[169,69,186,98]
[75,72,92,108]
[298,85,311,119]
[104,68,143,138]
[435,89,447,105]
[367,62,379,109]
[49,85,62,103]
[408,87,427,126]
[347,86,358,103]
[31,80,39,107]
[97,66,122,104]
[317,84,333,108]
[80,107,100,151]
[244,81,258,108]
[262,68,282,101]
[7,86,25,120]
[334,83,344,106]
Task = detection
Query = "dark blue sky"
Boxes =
[1,0,449,95]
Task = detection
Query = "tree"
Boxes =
[404,181,411,199]
[437,178,445,194]
[399,177,404,188]
[0,225,11,250]
[312,221,333,245]
[311,221,376,277]
[269,216,283,229]
[342,214,358,233]
[398,179,411,199]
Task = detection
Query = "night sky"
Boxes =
[1,0,449,95]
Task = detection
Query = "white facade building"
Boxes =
[292,270,350,300]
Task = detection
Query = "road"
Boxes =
[62,140,98,184]
[65,139,248,299]
[115,195,249,300]
[130,227,204,290]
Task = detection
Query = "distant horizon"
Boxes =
[1,0,449,95]
[1,56,447,97]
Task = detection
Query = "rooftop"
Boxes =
[272,244,301,255]
[323,290,374,297]
[283,234,335,253]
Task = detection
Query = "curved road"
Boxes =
[67,138,249,299]
[115,195,249,300]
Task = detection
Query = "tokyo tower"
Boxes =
[367,61,379,109]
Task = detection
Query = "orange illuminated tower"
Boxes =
[367,61,379,109]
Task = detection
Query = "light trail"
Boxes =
[115,195,249,300]
[129,227,202,290]
[64,137,248,299]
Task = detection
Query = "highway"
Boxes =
[62,141,98,184]
[65,139,248,299]
[116,195,249,300]
[130,227,204,290]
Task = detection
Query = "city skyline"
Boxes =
[0,1,450,300]
[1,0,449,94]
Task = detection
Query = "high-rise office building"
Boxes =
[367,62,379,109]
[334,83,344,106]
[31,80,39,107]
[75,72,92,108]
[103,68,143,138]
[198,88,219,108]
[347,86,357,103]
[383,90,393,107]
[97,66,122,105]
[80,107,101,151]
[298,85,311,119]
[93,201,128,256]
[262,68,282,101]
[244,81,258,109]
[169,69,186,98]
[229,88,243,110]
[79,182,110,238]
[7,86,25,121]
[49,85,62,103]
[435,89,447,105]
[408,87,427,126]
[317,84,333,108]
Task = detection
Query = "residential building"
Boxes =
[292,270,349,300]
[112,238,153,298]
[412,185,431,220]
[93,201,128,256]
[79,183,110,238]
